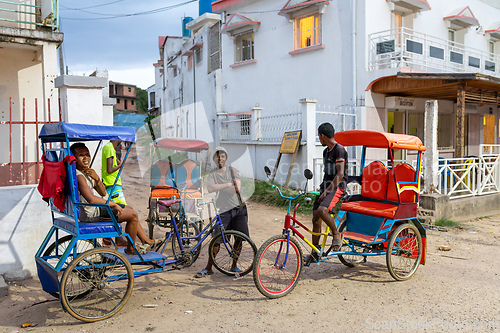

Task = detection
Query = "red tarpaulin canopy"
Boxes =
[335,130,426,151]
[152,137,209,152]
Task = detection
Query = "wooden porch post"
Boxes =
[456,83,465,158]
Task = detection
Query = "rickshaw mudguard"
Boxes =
[410,218,427,265]
[36,258,59,294]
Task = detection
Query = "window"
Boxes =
[489,41,495,60]
[131,100,134,106]
[293,12,321,50]
[173,66,178,77]
[150,92,155,107]
[438,114,452,149]
[117,98,120,103]
[195,48,202,64]
[239,115,250,136]
[128,87,131,92]
[208,22,221,73]
[235,31,254,63]
[124,100,128,110]
[448,30,455,47]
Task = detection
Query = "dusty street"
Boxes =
[1,147,499,333]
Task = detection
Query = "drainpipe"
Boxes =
[352,0,357,108]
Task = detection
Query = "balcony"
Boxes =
[0,0,59,31]
[369,27,500,78]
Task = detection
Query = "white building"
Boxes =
[156,0,500,202]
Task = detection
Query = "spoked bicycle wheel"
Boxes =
[171,221,201,266]
[386,223,422,281]
[337,220,366,267]
[253,234,303,299]
[209,230,257,277]
[60,248,133,322]
[43,235,99,298]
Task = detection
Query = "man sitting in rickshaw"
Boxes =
[71,143,163,255]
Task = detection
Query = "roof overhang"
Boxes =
[485,26,500,41]
[221,13,260,36]
[181,50,193,57]
[444,6,479,30]
[186,12,221,34]
[386,0,431,14]
[368,72,500,106]
[278,0,329,19]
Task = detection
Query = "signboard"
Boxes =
[279,131,302,154]
[385,96,417,110]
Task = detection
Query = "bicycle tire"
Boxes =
[253,234,303,298]
[43,235,98,298]
[209,230,257,277]
[148,210,157,239]
[386,223,422,281]
[60,248,133,322]
[171,221,201,265]
[337,220,366,267]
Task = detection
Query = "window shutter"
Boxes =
[209,22,221,73]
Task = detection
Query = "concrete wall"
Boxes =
[0,186,51,280]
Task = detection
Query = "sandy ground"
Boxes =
[1,147,499,333]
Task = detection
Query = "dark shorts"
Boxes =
[100,203,126,219]
[216,205,249,237]
[313,188,345,213]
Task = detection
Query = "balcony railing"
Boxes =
[0,0,59,31]
[369,27,500,78]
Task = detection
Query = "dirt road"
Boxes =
[1,148,499,332]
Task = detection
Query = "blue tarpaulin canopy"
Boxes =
[113,113,148,129]
[39,122,136,143]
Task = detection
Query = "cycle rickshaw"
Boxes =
[147,137,209,241]
[253,130,427,298]
[35,122,256,322]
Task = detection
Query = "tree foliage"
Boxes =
[136,87,148,114]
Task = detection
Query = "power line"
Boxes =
[60,0,198,20]
[61,0,126,11]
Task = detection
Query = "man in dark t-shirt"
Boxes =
[310,123,348,255]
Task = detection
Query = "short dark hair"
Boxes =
[70,142,87,155]
[318,123,335,138]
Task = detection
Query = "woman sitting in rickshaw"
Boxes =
[71,142,162,255]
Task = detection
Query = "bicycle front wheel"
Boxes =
[171,221,201,266]
[209,230,257,277]
[253,234,303,299]
[60,248,133,322]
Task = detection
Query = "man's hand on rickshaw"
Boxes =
[111,202,123,216]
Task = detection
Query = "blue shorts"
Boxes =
[106,185,127,205]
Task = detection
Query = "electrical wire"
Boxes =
[60,0,198,20]
[61,0,126,11]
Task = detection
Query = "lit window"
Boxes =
[293,13,321,50]
[235,31,254,63]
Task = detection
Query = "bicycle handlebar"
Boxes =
[271,184,316,200]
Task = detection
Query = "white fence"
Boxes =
[369,27,500,77]
[437,145,500,199]
[312,146,500,200]
[219,113,251,141]
[259,110,302,142]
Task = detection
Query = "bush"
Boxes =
[250,181,316,216]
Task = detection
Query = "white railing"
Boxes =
[369,27,500,78]
[220,114,251,141]
[259,111,302,142]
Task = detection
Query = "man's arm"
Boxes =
[77,174,108,205]
[106,156,122,174]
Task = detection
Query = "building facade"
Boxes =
[154,0,500,199]
[109,81,138,112]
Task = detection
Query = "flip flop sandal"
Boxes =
[195,269,214,278]
[152,238,165,248]
[331,235,344,252]
[138,244,151,255]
